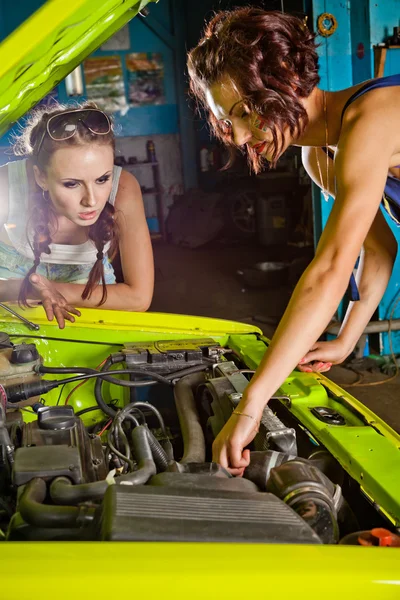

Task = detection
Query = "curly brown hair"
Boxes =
[187,8,320,171]
[13,101,119,308]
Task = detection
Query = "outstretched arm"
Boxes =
[213,105,397,473]
[300,209,396,371]
[298,152,397,372]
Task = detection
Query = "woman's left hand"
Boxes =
[29,273,81,329]
[297,339,350,373]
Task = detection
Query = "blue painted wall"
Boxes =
[313,0,400,241]
[312,0,353,248]
[0,0,38,39]
[367,0,400,354]
[312,0,400,354]
[350,0,372,84]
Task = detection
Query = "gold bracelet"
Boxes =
[232,410,260,432]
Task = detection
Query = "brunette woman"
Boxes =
[188,8,400,473]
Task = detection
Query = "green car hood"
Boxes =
[0,0,157,137]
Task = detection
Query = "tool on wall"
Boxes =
[317,13,338,38]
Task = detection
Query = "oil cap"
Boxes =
[358,528,400,547]
[38,406,76,430]
[10,343,39,364]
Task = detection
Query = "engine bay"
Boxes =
[0,332,399,546]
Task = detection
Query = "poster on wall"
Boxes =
[83,56,127,113]
[101,24,130,51]
[125,53,165,107]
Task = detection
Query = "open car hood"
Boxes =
[0,1,399,595]
[0,305,399,600]
[0,0,157,137]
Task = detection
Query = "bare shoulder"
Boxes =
[341,84,400,134]
[339,85,400,163]
[113,169,143,212]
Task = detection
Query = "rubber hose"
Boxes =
[146,429,169,471]
[95,356,121,417]
[118,426,156,485]
[127,402,174,459]
[40,362,171,387]
[164,363,210,380]
[129,401,173,460]
[174,372,206,464]
[50,477,108,505]
[51,427,157,501]
[93,359,169,417]
[41,363,209,386]
[39,354,124,378]
[75,404,116,417]
[19,478,94,528]
[244,451,297,490]
[129,401,167,437]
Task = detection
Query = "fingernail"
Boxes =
[298,358,305,364]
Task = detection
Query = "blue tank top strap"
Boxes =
[332,74,400,303]
[341,73,400,123]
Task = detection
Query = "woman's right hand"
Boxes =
[212,393,263,475]
[297,338,350,373]
[29,273,81,329]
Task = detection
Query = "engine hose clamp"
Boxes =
[332,484,342,513]
[317,13,338,37]
[283,486,333,506]
[76,505,95,527]
[105,468,116,486]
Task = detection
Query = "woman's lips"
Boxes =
[252,141,267,155]
[78,210,97,221]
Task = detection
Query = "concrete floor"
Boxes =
[151,241,400,434]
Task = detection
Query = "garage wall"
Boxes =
[0,0,38,37]
[0,0,189,225]
[0,1,180,137]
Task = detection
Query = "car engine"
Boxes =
[0,335,397,545]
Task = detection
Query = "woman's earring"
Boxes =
[42,189,50,203]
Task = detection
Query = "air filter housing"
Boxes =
[100,484,321,543]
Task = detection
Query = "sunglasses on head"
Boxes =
[35,108,111,155]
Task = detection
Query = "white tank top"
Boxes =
[2,159,122,265]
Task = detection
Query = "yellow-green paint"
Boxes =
[2,304,400,525]
[0,304,261,339]
[0,0,397,585]
[0,0,157,136]
[2,543,400,598]
[228,333,400,526]
[1,314,400,581]
[0,304,261,421]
